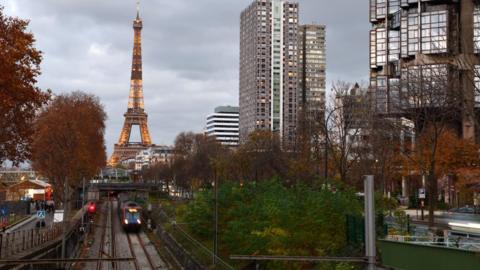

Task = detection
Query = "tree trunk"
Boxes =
[427,172,437,228]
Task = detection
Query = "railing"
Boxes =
[0,223,63,259]
[385,235,480,251]
[0,205,88,260]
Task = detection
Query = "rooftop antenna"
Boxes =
[136,0,140,19]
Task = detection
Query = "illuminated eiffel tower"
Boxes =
[109,1,153,166]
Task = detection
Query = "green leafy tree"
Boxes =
[184,180,363,269]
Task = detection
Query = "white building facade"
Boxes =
[134,145,174,171]
[206,106,240,147]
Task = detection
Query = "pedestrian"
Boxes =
[46,201,52,213]
[35,201,39,212]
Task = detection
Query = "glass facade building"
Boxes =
[369,0,480,139]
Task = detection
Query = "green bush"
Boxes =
[183,180,363,269]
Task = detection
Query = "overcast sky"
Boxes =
[2,0,369,156]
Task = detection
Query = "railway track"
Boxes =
[84,197,166,270]
[96,200,115,270]
[110,201,117,270]
[126,232,156,270]
[96,202,107,270]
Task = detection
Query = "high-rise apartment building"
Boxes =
[369,0,480,139]
[298,24,327,116]
[239,0,299,145]
[206,106,240,147]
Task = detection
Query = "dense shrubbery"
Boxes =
[182,180,363,269]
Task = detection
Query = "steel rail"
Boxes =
[110,201,117,270]
[97,201,108,270]
[126,233,141,270]
[136,232,156,270]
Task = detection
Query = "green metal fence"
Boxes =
[379,239,480,270]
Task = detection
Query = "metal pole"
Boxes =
[364,175,376,270]
[213,170,218,265]
[81,177,85,228]
[61,177,69,264]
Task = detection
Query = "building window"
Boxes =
[475,65,480,106]
[474,6,480,54]
[421,11,448,54]
[376,76,388,113]
[376,28,387,66]
[370,30,377,67]
[389,78,400,112]
[407,14,419,55]
[401,16,408,57]
[389,30,400,61]
[401,64,448,107]
[370,0,377,22]
[376,0,387,19]
[388,0,400,14]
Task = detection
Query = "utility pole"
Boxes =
[81,177,85,228]
[364,175,376,270]
[61,177,69,267]
[213,169,219,266]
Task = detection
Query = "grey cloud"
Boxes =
[2,0,369,155]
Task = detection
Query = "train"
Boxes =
[118,199,143,232]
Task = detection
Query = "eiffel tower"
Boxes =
[109,2,153,166]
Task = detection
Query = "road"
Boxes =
[79,199,168,270]
[405,209,480,226]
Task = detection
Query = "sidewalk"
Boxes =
[3,215,36,233]
[3,211,55,234]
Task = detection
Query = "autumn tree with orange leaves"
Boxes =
[0,7,50,165]
[402,128,480,205]
[31,92,107,203]
[404,128,480,181]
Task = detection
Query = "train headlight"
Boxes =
[124,219,129,224]
[137,219,141,224]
